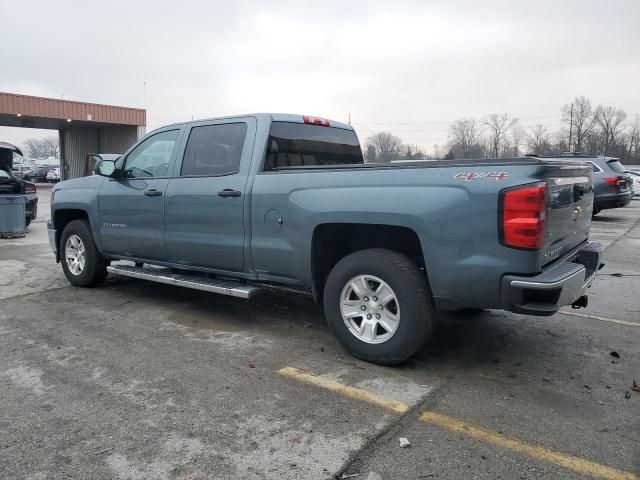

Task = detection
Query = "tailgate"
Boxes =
[542,162,592,265]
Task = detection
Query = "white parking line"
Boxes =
[559,310,640,327]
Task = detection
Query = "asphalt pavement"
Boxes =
[1,187,638,479]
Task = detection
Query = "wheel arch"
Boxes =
[310,223,427,303]
[53,209,90,261]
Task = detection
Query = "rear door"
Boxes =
[164,118,256,271]
[98,128,181,260]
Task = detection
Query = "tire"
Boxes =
[60,219,108,287]
[25,217,31,227]
[323,248,435,365]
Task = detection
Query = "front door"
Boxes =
[164,119,255,271]
[98,128,181,260]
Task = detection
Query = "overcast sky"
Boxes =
[1,0,639,154]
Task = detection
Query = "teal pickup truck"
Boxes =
[48,113,603,364]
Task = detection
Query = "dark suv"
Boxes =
[581,156,633,215]
[541,155,633,216]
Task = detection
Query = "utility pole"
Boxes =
[568,102,574,152]
[143,81,147,109]
[348,113,351,125]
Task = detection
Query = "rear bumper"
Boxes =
[596,191,632,210]
[501,241,604,316]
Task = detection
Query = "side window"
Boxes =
[124,130,179,178]
[588,162,602,173]
[181,123,247,176]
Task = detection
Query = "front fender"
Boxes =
[51,177,105,250]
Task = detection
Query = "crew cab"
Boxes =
[48,114,603,364]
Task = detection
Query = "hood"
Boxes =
[0,142,22,170]
[53,174,105,193]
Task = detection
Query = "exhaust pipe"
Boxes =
[571,295,588,309]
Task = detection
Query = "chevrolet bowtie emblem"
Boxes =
[572,206,582,221]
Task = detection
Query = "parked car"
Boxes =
[584,157,633,215]
[48,113,603,365]
[23,165,56,182]
[0,168,38,226]
[540,155,633,216]
[11,165,31,179]
[46,167,61,183]
[627,171,640,196]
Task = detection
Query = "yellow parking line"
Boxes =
[559,310,640,327]
[277,366,409,413]
[420,412,637,480]
[279,366,638,480]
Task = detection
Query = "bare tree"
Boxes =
[595,105,627,155]
[562,96,597,153]
[626,116,640,160]
[23,136,59,159]
[448,118,481,159]
[364,132,403,163]
[550,129,570,155]
[510,120,524,156]
[526,124,552,154]
[583,130,601,156]
[401,144,426,159]
[364,144,377,163]
[483,113,516,158]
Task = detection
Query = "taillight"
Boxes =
[24,184,36,193]
[500,183,547,250]
[603,177,626,187]
[303,116,330,127]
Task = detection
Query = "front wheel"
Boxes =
[60,219,108,287]
[323,248,435,365]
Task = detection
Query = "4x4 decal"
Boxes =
[454,172,509,182]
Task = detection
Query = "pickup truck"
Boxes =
[48,113,603,365]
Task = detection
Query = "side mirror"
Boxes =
[95,159,117,177]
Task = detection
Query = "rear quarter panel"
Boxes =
[250,164,548,309]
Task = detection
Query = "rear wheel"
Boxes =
[60,220,108,287]
[323,248,435,365]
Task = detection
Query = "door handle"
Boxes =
[218,189,241,198]
[144,189,162,197]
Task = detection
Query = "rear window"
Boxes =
[606,160,626,174]
[264,122,363,170]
